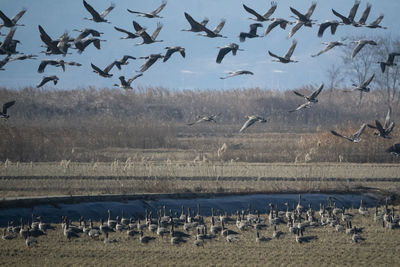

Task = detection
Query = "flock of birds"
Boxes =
[0,1,399,156]
[2,196,400,248]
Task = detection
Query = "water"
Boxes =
[0,193,378,226]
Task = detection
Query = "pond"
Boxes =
[0,193,379,226]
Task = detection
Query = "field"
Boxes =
[1,207,400,266]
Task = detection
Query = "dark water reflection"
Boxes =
[0,194,378,226]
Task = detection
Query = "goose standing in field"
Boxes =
[135,22,163,45]
[91,62,115,78]
[239,23,263,42]
[83,0,115,23]
[352,3,371,27]
[312,41,345,57]
[317,20,341,37]
[198,19,227,38]
[138,53,164,72]
[268,40,298,63]
[239,115,267,133]
[113,55,136,69]
[182,12,210,33]
[25,230,38,247]
[264,18,291,36]
[187,113,220,126]
[163,46,185,62]
[0,8,26,30]
[345,74,375,92]
[367,107,395,138]
[351,39,377,59]
[242,2,277,22]
[332,0,360,25]
[216,43,243,64]
[358,200,368,215]
[220,70,254,79]
[331,123,367,143]
[36,75,59,88]
[289,2,317,38]
[386,143,400,156]
[377,52,400,73]
[127,1,167,18]
[114,74,143,90]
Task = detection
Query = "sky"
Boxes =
[0,0,398,91]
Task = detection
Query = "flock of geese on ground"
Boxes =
[2,196,400,248]
[0,1,399,156]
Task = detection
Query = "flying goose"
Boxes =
[332,0,360,25]
[293,84,324,103]
[73,28,103,38]
[127,1,167,18]
[9,54,37,62]
[0,101,15,120]
[74,37,104,53]
[113,55,136,69]
[268,40,298,63]
[38,25,67,56]
[264,18,291,36]
[352,3,371,27]
[187,114,220,126]
[182,12,210,33]
[239,23,263,42]
[198,19,227,38]
[36,75,59,88]
[83,0,115,23]
[220,70,254,79]
[377,52,400,73]
[351,39,377,59]
[239,115,267,133]
[317,20,341,37]
[37,59,81,73]
[163,46,185,62]
[312,41,345,57]
[0,27,19,55]
[242,2,277,22]
[114,25,141,40]
[0,8,26,29]
[331,123,367,143]
[135,22,163,45]
[114,74,143,90]
[345,74,375,92]
[216,43,243,64]
[367,107,395,138]
[289,2,317,38]
[386,143,400,156]
[91,62,115,78]
[138,53,164,72]
[364,15,386,29]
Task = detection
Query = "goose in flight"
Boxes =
[138,53,164,72]
[220,70,253,79]
[216,43,243,64]
[198,19,227,38]
[351,39,377,59]
[289,2,317,38]
[91,62,115,78]
[74,37,104,53]
[364,15,386,29]
[331,123,367,143]
[345,74,375,92]
[182,12,209,33]
[135,22,163,45]
[289,101,314,112]
[114,25,141,40]
[311,41,345,57]
[37,59,81,73]
[242,2,277,22]
[83,0,115,23]
[239,23,263,42]
[239,115,267,133]
[264,18,291,36]
[0,27,19,55]
[0,100,15,119]
[127,1,167,18]
[73,28,103,38]
[36,75,59,88]
[332,0,360,25]
[114,74,143,90]
[113,55,136,69]
[317,20,341,37]
[367,107,395,138]
[289,84,324,112]
[163,46,185,62]
[378,52,400,73]
[386,143,400,156]
[38,25,68,56]
[352,3,371,27]
[268,40,298,63]
[9,54,37,61]
[0,8,26,29]
[187,114,221,126]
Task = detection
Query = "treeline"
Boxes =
[0,86,398,162]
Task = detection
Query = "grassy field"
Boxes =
[0,207,399,266]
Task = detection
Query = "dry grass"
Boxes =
[0,207,399,266]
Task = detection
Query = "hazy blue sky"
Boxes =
[0,0,398,90]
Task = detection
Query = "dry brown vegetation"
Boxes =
[0,87,399,163]
[0,207,399,266]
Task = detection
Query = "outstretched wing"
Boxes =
[332,9,349,24]
[318,21,332,37]
[357,3,371,24]
[163,48,175,62]
[2,100,15,114]
[268,50,281,60]
[265,20,281,35]
[151,22,163,40]
[351,42,365,59]
[305,2,317,19]
[289,102,311,112]
[348,0,361,21]
[290,7,307,21]
[213,19,226,34]
[100,3,115,19]
[132,20,145,32]
[352,123,366,139]
[369,15,384,27]
[127,73,143,84]
[103,61,115,73]
[183,12,205,32]
[83,0,101,21]
[12,8,27,23]
[243,4,265,21]
[151,1,167,16]
[293,91,306,98]
[309,83,324,99]
[239,118,256,133]
[331,130,347,139]
[284,40,297,59]
[216,47,231,64]
[37,60,50,73]
[263,2,277,19]
[384,107,392,129]
[374,120,386,136]
[0,10,13,25]
[114,26,135,37]
[90,63,103,73]
[289,21,303,38]
[361,74,375,87]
